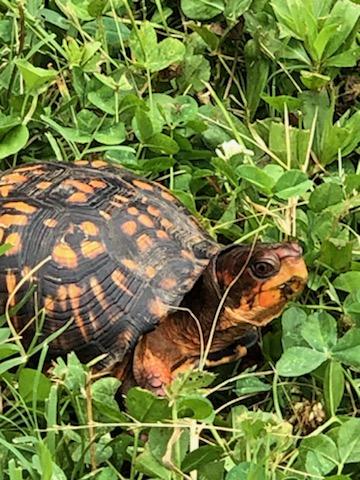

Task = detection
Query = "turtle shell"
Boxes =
[0,160,219,367]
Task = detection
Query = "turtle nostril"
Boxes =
[289,242,303,256]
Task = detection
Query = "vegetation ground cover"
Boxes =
[0,0,359,478]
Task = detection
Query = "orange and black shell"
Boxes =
[0,160,219,367]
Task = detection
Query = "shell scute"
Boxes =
[0,161,219,368]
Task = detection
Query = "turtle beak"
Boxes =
[274,242,308,298]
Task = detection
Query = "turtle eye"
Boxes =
[251,260,277,279]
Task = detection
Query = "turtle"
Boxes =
[0,160,308,394]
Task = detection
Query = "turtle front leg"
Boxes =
[132,334,174,396]
[204,344,248,368]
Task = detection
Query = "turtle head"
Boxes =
[214,242,308,328]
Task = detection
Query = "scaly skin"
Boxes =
[129,243,308,395]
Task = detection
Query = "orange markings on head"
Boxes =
[133,179,154,191]
[44,218,58,228]
[52,243,78,268]
[156,230,169,240]
[258,290,282,308]
[111,269,133,295]
[136,233,153,252]
[0,214,28,227]
[5,272,17,306]
[80,221,99,236]
[148,297,167,318]
[89,179,107,189]
[128,207,139,216]
[121,220,137,236]
[4,232,22,255]
[0,228,4,243]
[121,258,138,271]
[138,214,154,228]
[2,173,27,184]
[67,192,88,203]
[63,179,94,194]
[3,202,37,214]
[0,186,13,197]
[260,257,308,292]
[92,160,108,168]
[37,181,52,190]
[161,190,175,202]
[160,277,177,290]
[147,205,161,217]
[81,240,105,259]
[145,266,157,279]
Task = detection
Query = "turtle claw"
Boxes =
[146,373,168,396]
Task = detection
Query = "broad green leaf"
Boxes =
[274,170,312,199]
[269,123,311,169]
[135,443,171,480]
[95,123,126,145]
[245,41,269,118]
[177,54,211,92]
[276,347,327,376]
[84,18,131,47]
[281,307,308,349]
[300,71,331,90]
[168,370,216,396]
[133,109,153,142]
[321,0,360,58]
[19,369,51,402]
[0,114,21,136]
[181,0,224,20]
[235,376,271,396]
[226,462,266,480]
[125,387,171,422]
[309,183,344,212]
[92,377,123,421]
[271,0,317,43]
[52,353,87,393]
[301,312,337,352]
[237,165,275,194]
[326,46,360,68]
[337,418,360,463]
[15,59,57,92]
[182,445,223,473]
[130,22,185,72]
[299,434,339,475]
[156,38,186,72]
[319,238,352,272]
[225,0,252,23]
[0,125,29,160]
[261,94,302,113]
[324,360,344,416]
[332,328,360,369]
[147,133,179,155]
[334,272,360,294]
[149,427,188,465]
[177,394,214,421]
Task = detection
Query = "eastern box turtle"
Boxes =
[0,160,308,394]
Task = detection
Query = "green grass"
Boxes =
[0,0,359,478]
